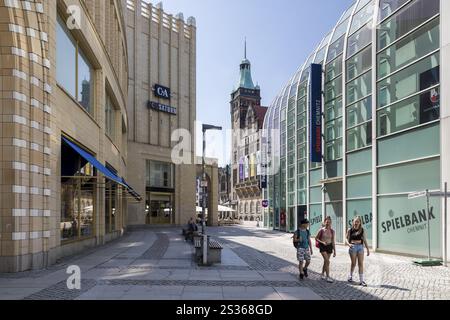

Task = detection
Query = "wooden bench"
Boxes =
[194,236,223,264]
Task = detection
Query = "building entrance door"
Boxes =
[146,192,174,225]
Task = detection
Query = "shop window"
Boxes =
[56,15,94,114]
[61,140,95,242]
[105,181,117,233]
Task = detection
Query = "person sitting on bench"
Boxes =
[185,217,198,242]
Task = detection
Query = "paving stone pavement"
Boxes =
[208,225,450,300]
[0,225,448,300]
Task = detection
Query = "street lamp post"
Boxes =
[201,124,222,265]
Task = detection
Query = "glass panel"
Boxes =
[325,202,344,243]
[325,119,343,141]
[377,87,440,137]
[298,83,308,99]
[377,195,441,257]
[347,97,372,128]
[56,16,76,98]
[378,158,440,194]
[347,199,373,244]
[377,123,440,165]
[315,47,327,64]
[147,160,174,189]
[378,0,439,50]
[325,55,343,82]
[347,71,372,105]
[327,37,345,63]
[325,97,343,122]
[105,94,116,139]
[298,190,307,205]
[297,175,307,190]
[356,0,372,12]
[347,148,372,175]
[377,53,439,108]
[310,187,322,203]
[325,139,343,161]
[325,76,342,101]
[349,1,374,35]
[331,18,350,43]
[297,97,307,114]
[309,204,323,235]
[379,0,410,21]
[298,161,307,174]
[347,174,372,198]
[78,51,93,114]
[325,159,343,178]
[377,18,440,79]
[310,169,322,186]
[347,23,372,58]
[347,45,372,81]
[347,122,372,152]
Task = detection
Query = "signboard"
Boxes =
[309,63,323,163]
[154,84,171,100]
[148,101,177,115]
[262,200,269,208]
[408,191,427,200]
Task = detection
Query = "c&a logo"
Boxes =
[154,84,171,100]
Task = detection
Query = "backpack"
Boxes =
[293,229,310,249]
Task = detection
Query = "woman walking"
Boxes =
[346,216,370,287]
[315,216,336,283]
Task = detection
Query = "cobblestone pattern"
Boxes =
[97,279,302,287]
[140,233,170,260]
[23,280,97,300]
[209,227,450,300]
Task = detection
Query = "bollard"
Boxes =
[203,234,208,265]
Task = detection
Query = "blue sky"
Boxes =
[149,0,355,166]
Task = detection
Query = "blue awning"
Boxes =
[62,137,125,186]
[62,137,142,201]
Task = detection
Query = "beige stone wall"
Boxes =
[0,0,129,272]
[125,0,197,226]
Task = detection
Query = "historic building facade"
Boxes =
[230,50,267,222]
[0,0,132,272]
[124,0,197,226]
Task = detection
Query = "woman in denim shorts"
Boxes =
[346,216,370,287]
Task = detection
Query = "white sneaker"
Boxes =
[321,274,326,281]
[326,277,334,283]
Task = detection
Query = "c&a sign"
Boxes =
[154,84,171,100]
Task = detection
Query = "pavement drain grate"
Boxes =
[140,233,170,260]
[97,279,303,287]
[23,279,97,300]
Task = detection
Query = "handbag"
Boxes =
[315,229,323,249]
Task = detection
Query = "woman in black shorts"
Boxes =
[315,216,336,283]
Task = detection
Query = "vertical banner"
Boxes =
[310,63,323,163]
[256,151,261,176]
[239,157,244,182]
[244,156,249,179]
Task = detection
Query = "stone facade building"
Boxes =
[124,0,197,227]
[0,0,131,272]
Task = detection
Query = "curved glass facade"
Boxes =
[262,0,445,258]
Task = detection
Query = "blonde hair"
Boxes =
[352,216,363,231]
